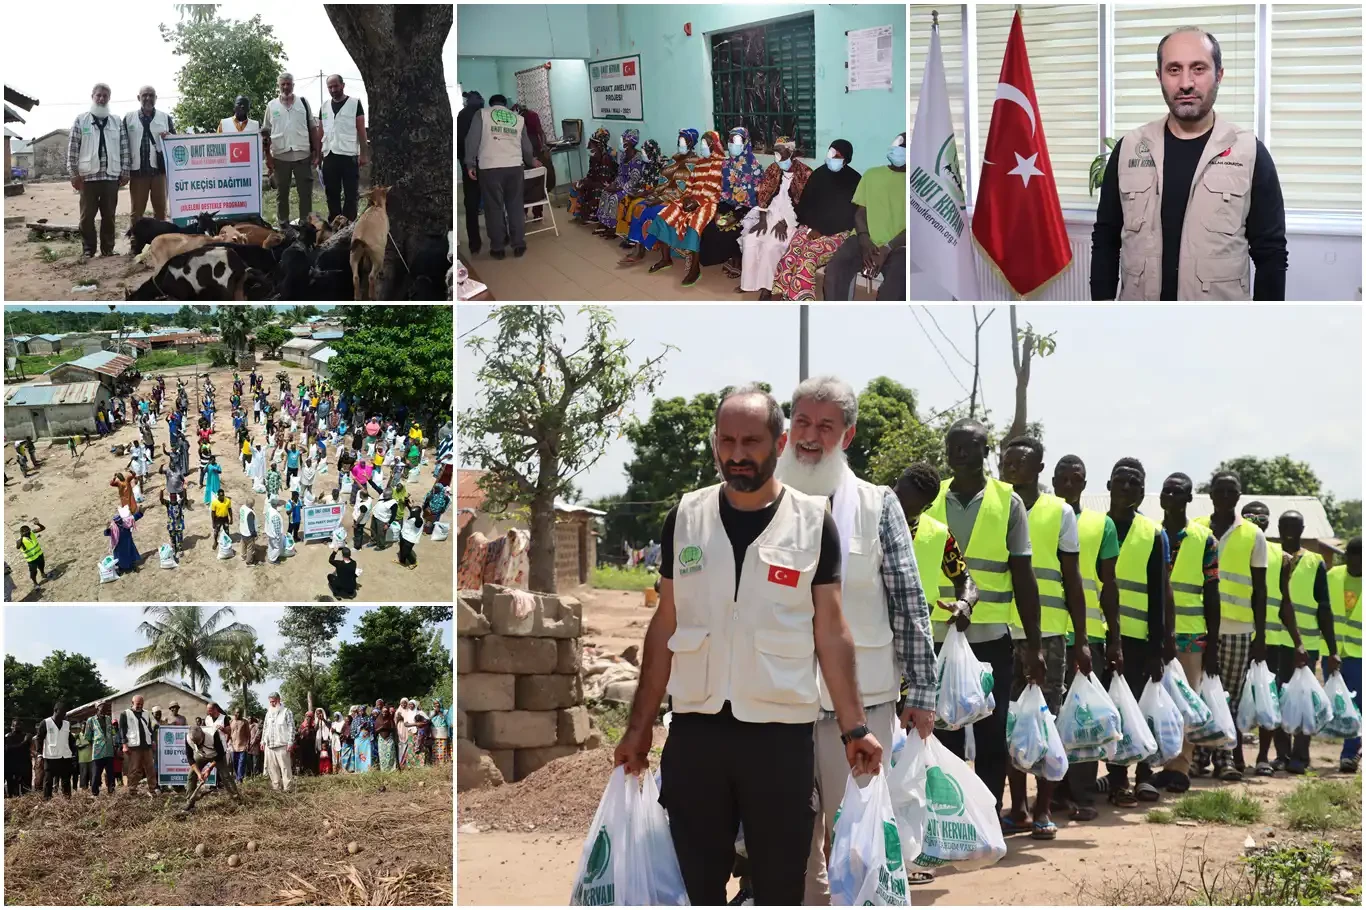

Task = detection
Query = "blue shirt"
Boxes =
[289,502,302,522]
[287,451,299,469]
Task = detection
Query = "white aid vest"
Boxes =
[75,112,125,177]
[321,95,360,156]
[669,483,827,724]
[818,471,897,711]
[120,708,153,748]
[220,117,261,135]
[43,718,72,760]
[124,109,171,171]
[265,97,312,155]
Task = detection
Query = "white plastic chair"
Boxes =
[522,166,558,238]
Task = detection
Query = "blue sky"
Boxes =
[3,606,452,706]
[458,304,1363,503]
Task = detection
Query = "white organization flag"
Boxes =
[910,24,979,300]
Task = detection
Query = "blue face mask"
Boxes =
[827,156,845,173]
[777,157,792,171]
[728,140,744,157]
[887,145,907,167]
[678,139,690,154]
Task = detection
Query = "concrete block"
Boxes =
[456,739,504,792]
[456,637,476,674]
[486,590,538,637]
[457,673,515,712]
[457,598,490,637]
[516,673,583,711]
[457,709,468,740]
[556,638,582,674]
[514,744,580,780]
[489,748,515,784]
[533,595,581,639]
[476,635,558,675]
[472,710,559,750]
[558,706,590,745]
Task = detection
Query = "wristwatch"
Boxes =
[839,723,870,745]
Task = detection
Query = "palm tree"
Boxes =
[126,606,255,695]
[218,638,269,715]
[218,307,252,361]
[174,4,219,22]
[290,305,310,328]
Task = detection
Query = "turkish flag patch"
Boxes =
[1219,147,1232,158]
[230,142,250,163]
[623,60,636,77]
[767,564,800,587]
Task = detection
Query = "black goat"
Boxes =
[124,211,217,255]
[272,221,318,300]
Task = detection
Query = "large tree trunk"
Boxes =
[528,454,560,594]
[326,4,453,300]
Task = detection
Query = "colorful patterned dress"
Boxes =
[568,129,618,218]
[648,131,725,255]
[699,127,765,265]
[611,140,665,235]
[595,132,652,229]
[627,129,699,248]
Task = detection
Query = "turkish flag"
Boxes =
[767,564,800,588]
[623,60,636,77]
[971,10,1072,298]
[230,142,250,163]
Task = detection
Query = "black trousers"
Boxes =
[90,756,116,795]
[1102,635,1157,788]
[323,153,361,223]
[659,707,815,906]
[1269,645,1319,764]
[43,757,73,798]
[26,555,44,583]
[398,537,416,566]
[462,173,482,250]
[933,632,1014,812]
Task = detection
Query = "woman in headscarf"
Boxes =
[771,139,862,300]
[645,129,726,287]
[202,455,222,505]
[398,699,423,769]
[295,710,318,775]
[698,126,765,272]
[609,139,665,244]
[314,707,332,774]
[373,703,399,772]
[354,706,374,773]
[429,697,451,764]
[734,135,812,295]
[410,699,429,768]
[620,129,699,261]
[104,505,144,574]
[592,129,648,236]
[568,128,617,222]
[422,483,449,534]
[340,707,356,773]
[395,698,410,768]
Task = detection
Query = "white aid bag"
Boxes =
[1107,675,1158,766]
[1138,680,1186,765]
[569,766,689,906]
[98,555,119,583]
[1006,684,1068,780]
[935,627,993,730]
[283,533,297,557]
[1057,671,1123,762]
[1323,670,1362,738]
[158,543,178,569]
[1280,665,1333,736]
[1162,658,1213,730]
[432,521,451,542]
[1237,660,1282,733]
[1188,673,1238,748]
[216,528,234,560]
[386,521,401,543]
[895,732,1006,870]
[829,772,910,905]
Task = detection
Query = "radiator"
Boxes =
[972,230,1093,301]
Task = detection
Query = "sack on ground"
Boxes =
[829,772,910,905]
[1162,658,1214,730]
[283,533,297,556]
[98,554,119,583]
[1138,680,1185,765]
[216,528,234,560]
[935,627,993,730]
[432,520,450,542]
[569,766,689,906]
[1280,665,1334,736]
[897,732,1006,870]
[1323,670,1362,738]
[1057,671,1123,761]
[1188,673,1238,748]
[158,543,178,569]
[1107,674,1158,765]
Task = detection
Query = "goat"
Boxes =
[331,214,350,232]
[313,221,355,273]
[350,185,391,300]
[201,242,278,275]
[305,212,334,245]
[216,226,247,244]
[137,233,217,272]
[125,211,217,255]
[225,223,283,247]
[212,213,273,232]
[124,246,248,300]
[273,221,318,300]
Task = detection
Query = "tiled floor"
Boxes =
[458,190,882,302]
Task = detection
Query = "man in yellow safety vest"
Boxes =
[16,519,47,589]
[1329,536,1361,772]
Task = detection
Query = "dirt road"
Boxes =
[4,363,453,603]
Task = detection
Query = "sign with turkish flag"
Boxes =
[162,131,264,227]
[230,141,250,163]
[971,10,1072,298]
[767,564,800,588]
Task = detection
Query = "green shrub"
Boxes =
[1172,789,1263,825]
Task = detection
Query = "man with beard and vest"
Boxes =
[67,82,130,258]
[35,701,77,800]
[1091,26,1287,300]
[770,377,937,900]
[320,75,369,223]
[262,72,322,226]
[462,94,539,260]
[613,385,882,907]
[1330,536,1362,772]
[124,85,175,222]
[923,419,1047,817]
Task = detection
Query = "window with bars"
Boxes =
[710,15,816,157]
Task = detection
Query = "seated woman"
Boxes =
[593,129,650,237]
[567,128,617,223]
[620,129,700,262]
[734,136,812,297]
[697,126,764,275]
[822,131,906,300]
[771,139,861,301]
[644,130,725,287]
[606,139,664,244]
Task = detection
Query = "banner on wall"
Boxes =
[163,132,264,227]
[846,24,894,92]
[589,54,644,121]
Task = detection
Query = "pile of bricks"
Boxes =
[457,583,591,789]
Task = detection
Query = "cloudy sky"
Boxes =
[458,304,1363,509]
[7,2,457,140]
[3,605,453,708]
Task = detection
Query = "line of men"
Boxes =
[67,73,368,258]
[611,375,1362,906]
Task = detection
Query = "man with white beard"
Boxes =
[776,376,939,902]
[67,82,130,259]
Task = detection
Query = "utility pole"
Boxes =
[799,304,809,382]
[319,69,325,111]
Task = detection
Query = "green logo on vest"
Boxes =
[678,545,704,576]
[491,108,517,126]
[925,766,965,817]
[172,145,189,167]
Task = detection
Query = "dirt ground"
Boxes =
[456,587,1363,906]
[4,763,453,906]
[3,362,453,603]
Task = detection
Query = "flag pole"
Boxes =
[932,9,938,27]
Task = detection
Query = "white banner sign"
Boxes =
[163,132,264,227]
[157,725,217,787]
[303,502,345,541]
[589,54,643,121]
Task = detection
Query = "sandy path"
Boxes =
[4,363,453,602]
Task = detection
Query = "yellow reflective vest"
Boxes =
[914,514,953,622]
[1171,521,1214,635]
[1327,565,1360,659]
[927,477,1014,625]
[1071,510,1108,638]
[1011,494,1069,635]
[1264,541,1291,647]
[1196,516,1257,625]
[20,533,42,563]
[1286,550,1325,652]
[1114,511,1159,638]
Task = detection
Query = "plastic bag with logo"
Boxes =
[1057,671,1123,761]
[885,729,927,864]
[1162,658,1214,730]
[1280,665,1334,736]
[1236,659,1282,733]
[569,765,690,906]
[1007,684,1066,778]
[1188,673,1238,749]
[216,528,235,560]
[829,772,910,905]
[934,627,994,730]
[1323,670,1362,738]
[158,543,178,569]
[98,554,119,583]
[1138,679,1186,765]
[1107,674,1159,766]
[896,731,1006,870]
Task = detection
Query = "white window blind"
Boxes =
[1113,6,1256,145]
[974,5,1100,209]
[1269,4,1363,212]
[909,5,965,158]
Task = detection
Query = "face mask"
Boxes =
[728,140,744,157]
[887,145,907,167]
[678,139,689,154]
[777,158,792,171]
[827,153,845,173]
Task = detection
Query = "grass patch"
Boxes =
[587,699,632,746]
[1279,777,1362,833]
[1146,808,1174,824]
[37,244,65,263]
[592,564,658,591]
[17,349,83,373]
[1171,789,1263,825]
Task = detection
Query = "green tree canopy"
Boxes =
[4,652,115,729]
[1197,456,1323,495]
[326,305,453,431]
[845,377,919,476]
[255,324,289,357]
[227,687,266,720]
[159,13,286,134]
[333,606,449,708]
[274,605,348,715]
[125,605,255,695]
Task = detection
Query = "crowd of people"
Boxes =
[458,92,907,299]
[606,376,1362,906]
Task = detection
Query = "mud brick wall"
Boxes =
[456,583,589,787]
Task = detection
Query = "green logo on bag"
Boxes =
[883,820,903,871]
[584,828,611,883]
[925,766,965,817]
[678,545,705,575]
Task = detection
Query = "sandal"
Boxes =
[1031,820,1058,840]
[1136,783,1161,802]
[1270,758,1287,772]
[647,260,673,273]
[1254,761,1275,777]
[1340,758,1359,773]
[907,870,935,885]
[999,814,1031,836]
[1108,787,1138,808]
[1069,805,1099,822]
[1286,761,1307,776]
[1219,764,1245,782]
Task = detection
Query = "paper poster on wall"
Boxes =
[589,54,644,121]
[846,25,894,92]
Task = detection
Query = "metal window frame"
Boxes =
[709,14,817,157]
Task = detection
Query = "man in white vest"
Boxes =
[321,74,369,223]
[462,93,539,259]
[774,376,938,902]
[36,701,77,800]
[262,72,322,226]
[613,385,883,906]
[124,85,175,222]
[1091,26,1287,301]
[120,695,162,796]
[66,82,130,258]
[219,95,261,137]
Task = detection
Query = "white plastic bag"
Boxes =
[1323,670,1362,738]
[158,543,178,569]
[569,766,689,906]
[1237,660,1282,733]
[340,475,354,495]
[1138,680,1186,765]
[432,520,450,542]
[216,528,234,560]
[1162,658,1214,730]
[935,627,993,730]
[1107,675,1159,766]
[1007,684,1067,779]
[829,772,910,905]
[386,521,401,543]
[1057,672,1123,761]
[1280,665,1333,736]
[896,732,1006,870]
[1188,673,1238,748]
[329,526,348,551]
[283,533,297,556]
[98,554,119,583]
[886,729,926,867]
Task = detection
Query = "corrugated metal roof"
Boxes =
[283,337,325,351]
[312,330,344,340]
[1076,494,1337,540]
[11,334,32,342]
[34,333,64,341]
[5,381,103,407]
[311,346,338,363]
[46,350,135,378]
